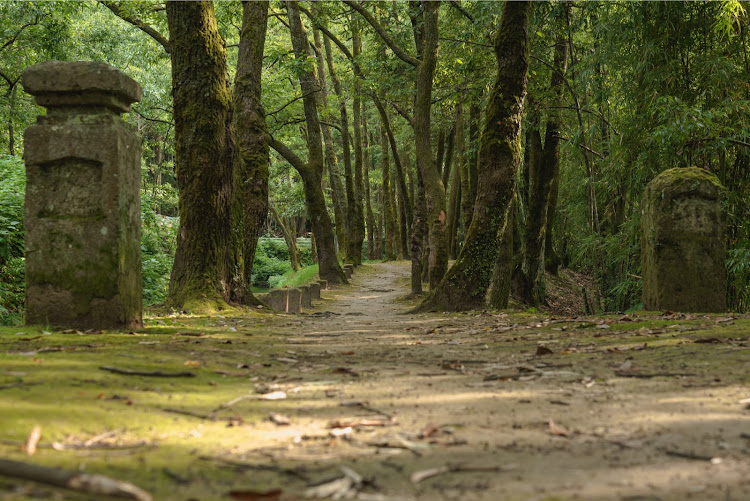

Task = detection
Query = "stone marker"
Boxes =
[299,285,312,308]
[318,279,328,291]
[309,282,321,300]
[265,289,287,312]
[22,61,143,329]
[641,167,726,312]
[344,264,353,279]
[287,288,301,313]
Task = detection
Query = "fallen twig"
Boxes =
[410,463,517,483]
[0,458,151,500]
[161,407,217,421]
[614,371,695,378]
[198,455,309,481]
[664,449,714,461]
[99,366,195,377]
[0,381,42,390]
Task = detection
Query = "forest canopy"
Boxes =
[2,0,750,324]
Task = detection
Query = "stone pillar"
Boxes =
[344,264,354,279]
[265,289,287,312]
[287,288,301,313]
[309,282,321,300]
[318,279,328,291]
[22,61,143,329]
[641,167,726,312]
[299,285,312,308]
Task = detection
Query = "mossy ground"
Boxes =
[1,261,748,500]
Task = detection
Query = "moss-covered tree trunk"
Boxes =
[414,0,530,311]
[347,17,366,265]
[229,1,269,306]
[412,1,447,289]
[518,30,568,305]
[379,120,397,261]
[446,105,464,260]
[166,1,234,311]
[372,96,413,258]
[362,114,377,260]
[281,0,345,284]
[410,167,427,294]
[463,102,480,231]
[316,30,347,255]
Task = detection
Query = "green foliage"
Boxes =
[0,156,25,325]
[140,193,178,306]
[727,241,750,312]
[252,237,314,288]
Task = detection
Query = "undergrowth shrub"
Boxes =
[0,156,25,325]
[141,193,178,306]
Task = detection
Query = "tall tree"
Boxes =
[166,1,235,310]
[347,0,446,288]
[270,1,345,284]
[230,1,270,305]
[518,21,568,305]
[415,0,531,311]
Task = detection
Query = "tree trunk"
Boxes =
[372,96,413,256]
[283,0,345,284]
[463,101,480,231]
[230,0,269,306]
[317,29,348,255]
[410,167,427,295]
[412,1,447,290]
[446,106,463,259]
[380,121,397,261]
[519,29,568,305]
[487,195,516,308]
[8,84,16,156]
[166,1,234,311]
[363,112,377,260]
[347,16,366,265]
[414,0,530,312]
[270,205,301,271]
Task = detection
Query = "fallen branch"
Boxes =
[0,458,152,500]
[161,407,217,421]
[99,366,195,377]
[0,381,42,390]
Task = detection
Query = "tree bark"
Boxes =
[166,1,234,311]
[463,101,480,230]
[229,0,269,306]
[281,0,345,284]
[414,0,530,311]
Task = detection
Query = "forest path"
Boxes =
[1,262,748,501]
[234,261,750,501]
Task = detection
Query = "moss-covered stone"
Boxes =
[22,61,142,329]
[641,167,726,312]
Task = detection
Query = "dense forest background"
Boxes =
[2,1,750,325]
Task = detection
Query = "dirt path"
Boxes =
[1,261,749,500]
[226,261,750,501]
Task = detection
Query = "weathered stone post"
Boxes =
[641,167,726,312]
[22,61,143,329]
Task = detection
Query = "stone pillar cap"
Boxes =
[22,61,142,113]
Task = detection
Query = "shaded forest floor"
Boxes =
[1,261,749,501]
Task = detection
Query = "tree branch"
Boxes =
[1,16,40,51]
[100,1,171,54]
[448,1,474,23]
[343,0,420,68]
[268,135,309,173]
[267,90,320,117]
